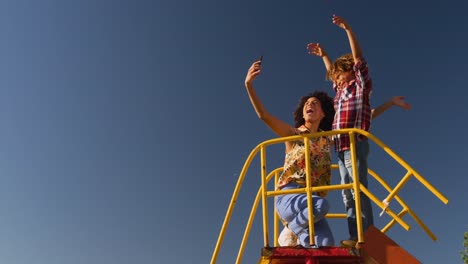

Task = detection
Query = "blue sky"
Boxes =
[1,0,467,263]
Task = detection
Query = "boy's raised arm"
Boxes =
[332,15,363,63]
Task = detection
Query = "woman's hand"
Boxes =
[245,60,262,85]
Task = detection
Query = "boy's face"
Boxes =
[333,71,354,90]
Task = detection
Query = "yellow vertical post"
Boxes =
[273,171,280,247]
[349,133,364,244]
[304,135,316,246]
[260,146,270,247]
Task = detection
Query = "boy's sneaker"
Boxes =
[340,239,357,248]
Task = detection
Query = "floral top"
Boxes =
[277,130,332,197]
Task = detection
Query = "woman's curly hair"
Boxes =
[293,91,335,131]
[326,53,354,81]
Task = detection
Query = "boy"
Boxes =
[306,15,411,247]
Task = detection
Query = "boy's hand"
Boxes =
[332,15,351,31]
[391,96,412,110]
[307,43,327,57]
[245,60,262,85]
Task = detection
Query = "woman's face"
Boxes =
[303,97,324,123]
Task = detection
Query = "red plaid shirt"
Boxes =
[332,60,372,152]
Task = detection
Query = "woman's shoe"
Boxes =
[278,226,300,246]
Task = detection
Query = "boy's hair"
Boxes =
[326,53,354,81]
[293,91,335,131]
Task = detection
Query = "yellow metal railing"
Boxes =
[210,128,448,264]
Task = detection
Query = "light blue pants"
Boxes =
[275,182,335,247]
[337,139,374,240]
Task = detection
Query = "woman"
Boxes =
[244,59,335,247]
